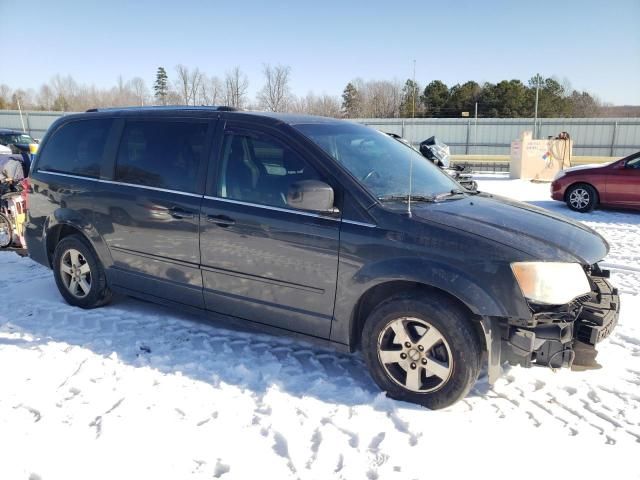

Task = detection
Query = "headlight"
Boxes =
[511,262,591,305]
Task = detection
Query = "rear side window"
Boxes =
[37,119,112,178]
[115,120,208,193]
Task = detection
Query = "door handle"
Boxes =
[207,214,235,227]
[170,207,196,219]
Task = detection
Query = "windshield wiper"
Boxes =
[378,189,476,203]
[377,194,437,203]
[433,189,471,200]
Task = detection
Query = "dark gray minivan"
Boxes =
[26,107,620,409]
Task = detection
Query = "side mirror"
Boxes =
[287,180,336,213]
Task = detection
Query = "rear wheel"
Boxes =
[566,183,598,212]
[0,213,12,248]
[362,293,482,409]
[53,234,112,308]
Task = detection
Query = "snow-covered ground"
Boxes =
[1,175,639,480]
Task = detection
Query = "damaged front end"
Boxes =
[483,264,620,381]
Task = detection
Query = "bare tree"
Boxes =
[110,76,134,107]
[175,65,203,105]
[130,77,148,106]
[175,64,190,104]
[37,84,55,110]
[199,75,223,105]
[351,79,402,118]
[116,75,126,96]
[224,67,249,109]
[257,64,292,112]
[50,74,79,109]
[10,89,26,110]
[315,94,342,117]
[0,84,11,109]
[288,92,341,117]
[165,90,184,106]
[189,68,203,105]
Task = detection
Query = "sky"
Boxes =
[1,0,639,105]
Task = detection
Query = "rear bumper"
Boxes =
[24,216,49,268]
[501,269,619,369]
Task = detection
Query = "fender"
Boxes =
[44,208,113,270]
[330,256,531,347]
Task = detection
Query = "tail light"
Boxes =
[21,178,29,210]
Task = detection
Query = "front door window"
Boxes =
[218,129,324,209]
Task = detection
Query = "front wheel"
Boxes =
[0,213,12,248]
[362,293,482,409]
[566,183,598,212]
[52,234,112,308]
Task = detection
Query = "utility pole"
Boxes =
[17,97,26,133]
[412,59,416,118]
[533,76,541,139]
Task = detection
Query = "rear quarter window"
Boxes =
[37,119,113,178]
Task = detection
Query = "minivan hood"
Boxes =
[409,193,608,264]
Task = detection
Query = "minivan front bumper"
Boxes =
[501,268,619,370]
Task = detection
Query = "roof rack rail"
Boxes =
[85,105,238,113]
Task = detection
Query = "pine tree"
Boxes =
[154,67,168,105]
[420,80,449,117]
[341,82,361,118]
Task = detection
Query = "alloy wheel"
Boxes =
[59,248,92,298]
[377,316,453,393]
[569,188,590,210]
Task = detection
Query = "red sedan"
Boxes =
[551,151,640,212]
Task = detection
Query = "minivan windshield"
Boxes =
[294,122,460,201]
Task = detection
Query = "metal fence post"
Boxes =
[401,119,405,138]
[465,119,471,154]
[610,121,618,157]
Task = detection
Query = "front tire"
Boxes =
[53,234,112,308]
[0,213,12,248]
[566,183,598,212]
[362,293,482,409]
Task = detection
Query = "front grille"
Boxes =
[530,293,593,324]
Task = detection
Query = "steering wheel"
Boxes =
[361,170,380,183]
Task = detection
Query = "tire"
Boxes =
[0,213,12,248]
[361,292,482,410]
[566,183,598,213]
[52,234,112,308]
